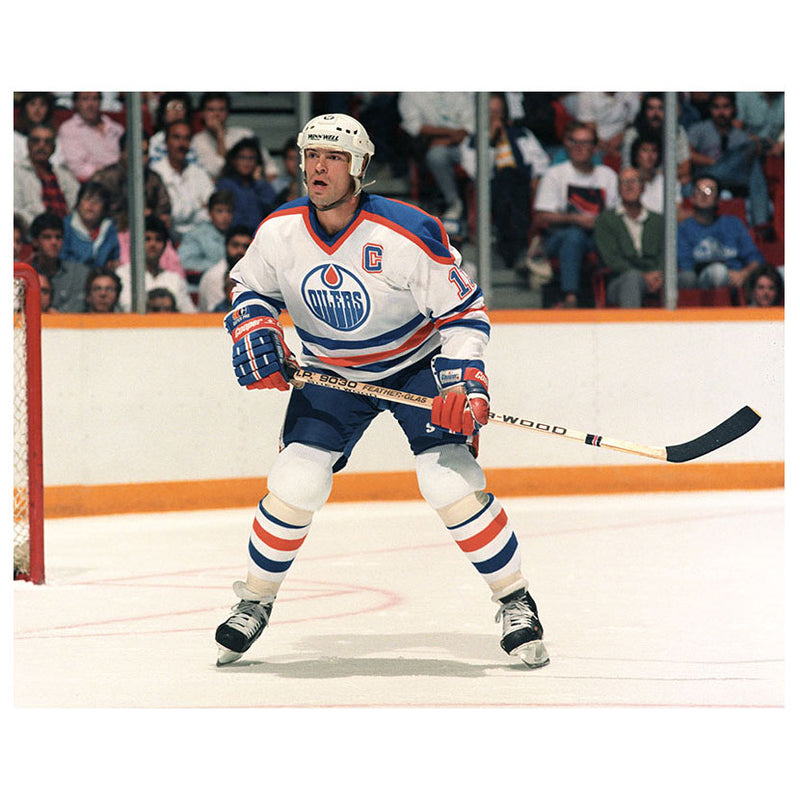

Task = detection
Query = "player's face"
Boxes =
[304,147,353,208]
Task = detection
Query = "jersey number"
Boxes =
[448,266,475,299]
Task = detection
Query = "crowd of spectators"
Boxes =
[13,91,785,313]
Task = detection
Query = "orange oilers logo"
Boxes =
[301,263,370,331]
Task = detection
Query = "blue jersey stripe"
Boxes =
[295,313,428,351]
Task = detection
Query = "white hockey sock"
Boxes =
[245,493,313,591]
[441,492,525,591]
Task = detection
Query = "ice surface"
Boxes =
[11,489,791,796]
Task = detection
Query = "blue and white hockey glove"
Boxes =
[224,304,299,391]
[431,355,490,436]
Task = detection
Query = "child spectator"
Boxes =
[60,181,120,269]
[28,212,91,311]
[177,189,235,272]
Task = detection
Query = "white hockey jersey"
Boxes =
[229,195,490,382]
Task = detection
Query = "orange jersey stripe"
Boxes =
[312,320,436,367]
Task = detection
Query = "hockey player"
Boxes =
[215,113,549,669]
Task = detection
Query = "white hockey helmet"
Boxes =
[297,113,375,195]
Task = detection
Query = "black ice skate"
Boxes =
[215,581,274,666]
[495,588,550,669]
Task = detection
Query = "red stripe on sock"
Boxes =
[252,518,307,551]
[456,509,508,553]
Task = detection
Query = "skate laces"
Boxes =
[225,600,270,636]
[495,595,536,635]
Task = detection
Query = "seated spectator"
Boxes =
[630,133,687,219]
[594,168,665,308]
[270,138,301,206]
[89,130,184,276]
[748,265,784,307]
[460,93,550,272]
[573,92,640,164]
[90,130,171,235]
[191,92,278,182]
[146,287,177,312]
[151,119,215,244]
[398,91,475,220]
[147,92,199,169]
[678,174,764,291]
[84,268,122,313]
[38,271,56,313]
[197,225,252,312]
[687,92,770,226]
[60,181,120,269]
[27,212,91,312]
[14,92,60,164]
[215,137,277,232]
[735,92,784,158]
[116,215,197,313]
[178,189,234,273]
[621,92,692,192]
[533,121,620,307]
[14,123,80,226]
[56,92,125,183]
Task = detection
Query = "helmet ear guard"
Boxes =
[297,113,375,196]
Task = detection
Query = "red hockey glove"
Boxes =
[431,356,490,436]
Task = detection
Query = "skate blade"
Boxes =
[216,645,244,666]
[512,640,550,669]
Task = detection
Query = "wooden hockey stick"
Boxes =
[288,368,761,463]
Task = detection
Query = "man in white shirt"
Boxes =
[534,121,620,307]
[151,120,215,243]
[116,215,197,313]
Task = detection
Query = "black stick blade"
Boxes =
[665,406,761,463]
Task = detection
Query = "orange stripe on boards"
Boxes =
[41,307,784,330]
[43,462,783,518]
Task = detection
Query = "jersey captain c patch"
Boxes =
[301,263,371,331]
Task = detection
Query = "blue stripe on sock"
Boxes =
[257,500,307,530]
[473,534,518,575]
[248,540,294,575]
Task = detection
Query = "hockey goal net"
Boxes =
[14,263,45,583]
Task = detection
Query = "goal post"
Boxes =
[14,262,45,584]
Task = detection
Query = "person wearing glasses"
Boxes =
[533,121,620,308]
[84,268,122,313]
